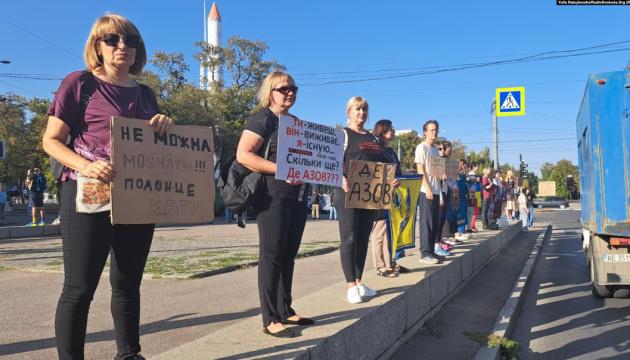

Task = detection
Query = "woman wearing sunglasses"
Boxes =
[43,14,172,359]
[236,71,313,338]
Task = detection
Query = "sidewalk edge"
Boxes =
[473,224,553,360]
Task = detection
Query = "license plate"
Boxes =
[603,254,630,262]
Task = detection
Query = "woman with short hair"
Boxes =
[43,14,173,359]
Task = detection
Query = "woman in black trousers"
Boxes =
[236,71,313,338]
[338,96,399,304]
[43,14,173,359]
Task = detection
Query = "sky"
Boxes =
[1,1,629,175]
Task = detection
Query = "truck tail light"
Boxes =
[610,237,630,246]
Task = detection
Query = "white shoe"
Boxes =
[444,238,458,246]
[357,283,377,297]
[347,286,363,304]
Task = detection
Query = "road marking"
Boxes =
[541,252,580,257]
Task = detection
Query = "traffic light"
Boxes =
[519,160,528,178]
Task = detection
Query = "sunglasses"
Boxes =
[100,33,141,48]
[273,85,298,95]
[438,148,445,151]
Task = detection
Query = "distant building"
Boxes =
[200,1,222,90]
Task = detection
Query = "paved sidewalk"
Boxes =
[0,218,516,360]
[0,218,341,278]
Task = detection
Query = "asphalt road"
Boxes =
[513,208,630,359]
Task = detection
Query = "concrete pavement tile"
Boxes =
[447,256,463,293]
[461,250,473,281]
[430,266,448,308]
[404,275,431,331]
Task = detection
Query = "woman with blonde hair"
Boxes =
[337,97,399,303]
[236,71,313,338]
[43,14,173,359]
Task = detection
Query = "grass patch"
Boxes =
[144,257,189,276]
[0,264,13,271]
[46,258,64,267]
[142,241,339,278]
[463,331,520,359]
[488,335,520,359]
[145,252,259,277]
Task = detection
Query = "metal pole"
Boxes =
[492,98,499,171]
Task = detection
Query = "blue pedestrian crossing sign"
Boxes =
[496,87,525,117]
[0,139,5,159]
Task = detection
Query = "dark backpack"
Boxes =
[36,174,47,192]
[217,140,271,227]
[50,71,97,180]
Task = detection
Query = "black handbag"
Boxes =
[218,140,271,225]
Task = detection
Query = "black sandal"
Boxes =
[376,268,398,277]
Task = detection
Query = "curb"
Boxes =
[473,224,553,360]
[188,245,340,279]
[0,224,60,240]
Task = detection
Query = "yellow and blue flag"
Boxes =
[386,176,422,257]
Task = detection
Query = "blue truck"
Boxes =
[577,67,630,298]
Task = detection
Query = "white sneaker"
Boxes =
[357,283,377,297]
[347,286,363,304]
[444,238,458,246]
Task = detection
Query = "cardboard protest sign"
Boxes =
[110,117,214,224]
[445,159,460,179]
[275,115,343,187]
[345,160,396,209]
[426,155,445,179]
[538,181,556,196]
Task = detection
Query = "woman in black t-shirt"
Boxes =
[236,71,312,338]
[338,97,399,304]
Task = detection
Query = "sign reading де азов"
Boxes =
[345,160,396,209]
[275,115,344,187]
[110,116,215,224]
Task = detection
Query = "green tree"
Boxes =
[390,130,421,171]
[0,94,29,186]
[467,147,493,173]
[450,139,466,161]
[0,94,50,192]
[195,36,285,164]
[138,51,215,128]
[540,162,554,180]
[548,159,579,197]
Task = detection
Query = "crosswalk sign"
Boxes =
[496,87,525,117]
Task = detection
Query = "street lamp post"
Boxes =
[491,98,499,171]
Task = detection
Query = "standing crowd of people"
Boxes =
[38,13,538,358]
